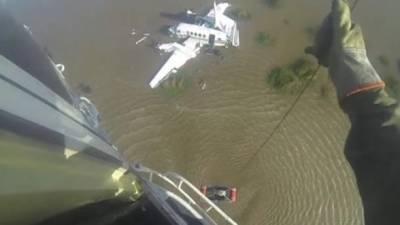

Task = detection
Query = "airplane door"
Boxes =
[208,34,215,47]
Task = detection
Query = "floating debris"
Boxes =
[198,79,207,91]
[56,64,65,73]
[131,28,136,36]
[136,36,148,45]
[23,24,33,34]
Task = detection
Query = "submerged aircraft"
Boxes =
[149,1,240,89]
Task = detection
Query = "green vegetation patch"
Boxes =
[266,58,315,93]
[77,83,92,94]
[255,31,274,47]
[397,59,400,74]
[264,0,284,8]
[378,54,391,67]
[385,75,400,99]
[160,70,192,97]
[291,58,314,80]
[304,26,317,40]
[267,67,296,90]
[227,7,252,21]
[283,19,290,26]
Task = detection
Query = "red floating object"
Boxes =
[230,188,237,203]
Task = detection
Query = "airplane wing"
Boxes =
[181,37,205,50]
[149,38,202,89]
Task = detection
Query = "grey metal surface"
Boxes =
[0,55,122,160]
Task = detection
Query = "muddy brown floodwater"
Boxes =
[5,0,400,224]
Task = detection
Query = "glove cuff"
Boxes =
[329,48,385,100]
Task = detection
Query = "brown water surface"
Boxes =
[5,0,400,224]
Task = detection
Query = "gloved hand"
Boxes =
[306,0,385,99]
[304,14,334,67]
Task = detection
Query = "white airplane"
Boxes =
[149,1,240,89]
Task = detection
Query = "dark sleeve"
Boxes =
[341,88,400,225]
[342,88,400,157]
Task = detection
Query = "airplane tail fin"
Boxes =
[213,1,220,29]
[212,2,240,47]
[213,2,231,29]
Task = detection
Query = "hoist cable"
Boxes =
[242,0,361,168]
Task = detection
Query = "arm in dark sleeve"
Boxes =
[341,88,400,225]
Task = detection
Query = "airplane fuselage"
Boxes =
[149,2,240,89]
[170,23,229,47]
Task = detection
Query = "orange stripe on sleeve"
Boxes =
[346,81,386,98]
